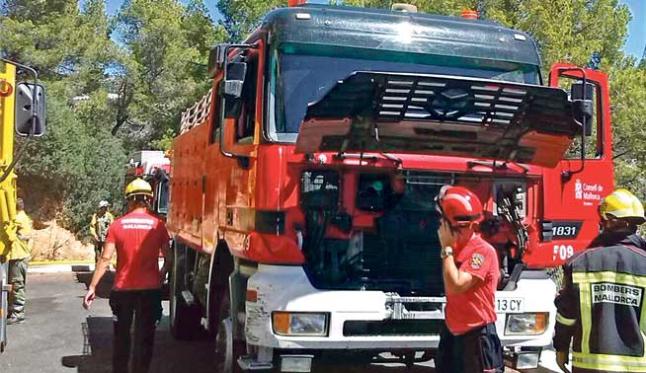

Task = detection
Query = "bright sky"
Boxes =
[621,0,646,58]
[101,0,645,58]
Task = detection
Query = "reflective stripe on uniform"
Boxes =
[572,271,646,344]
[555,312,576,326]
[572,351,646,372]
[572,271,646,357]
[572,271,646,287]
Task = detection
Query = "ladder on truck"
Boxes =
[180,88,212,134]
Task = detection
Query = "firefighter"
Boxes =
[89,200,114,264]
[83,178,171,373]
[554,188,646,373]
[7,198,33,325]
[434,185,504,373]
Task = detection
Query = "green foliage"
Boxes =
[149,128,176,151]
[484,0,631,73]
[1,0,225,234]
[608,62,646,196]
[342,0,475,14]
[113,0,225,144]
[343,1,630,74]
[217,0,285,42]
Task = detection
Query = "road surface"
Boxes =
[0,270,560,372]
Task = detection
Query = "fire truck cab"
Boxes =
[168,3,613,371]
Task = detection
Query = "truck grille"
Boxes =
[343,319,443,337]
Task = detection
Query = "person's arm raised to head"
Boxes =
[438,220,482,294]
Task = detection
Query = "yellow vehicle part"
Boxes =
[0,63,18,259]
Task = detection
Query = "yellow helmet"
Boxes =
[125,178,153,199]
[599,189,645,224]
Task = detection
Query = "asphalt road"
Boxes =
[0,271,216,373]
[0,270,561,373]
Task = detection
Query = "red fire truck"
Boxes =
[167,3,613,372]
[126,150,171,217]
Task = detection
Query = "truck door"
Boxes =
[205,40,265,256]
[534,64,614,267]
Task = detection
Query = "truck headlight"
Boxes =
[272,312,329,337]
[505,312,548,336]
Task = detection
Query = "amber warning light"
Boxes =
[461,9,479,19]
[288,0,307,6]
[0,80,13,97]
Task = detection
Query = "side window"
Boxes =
[156,179,169,215]
[210,82,221,144]
[562,80,602,159]
[236,54,258,144]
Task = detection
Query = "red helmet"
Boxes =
[436,185,484,227]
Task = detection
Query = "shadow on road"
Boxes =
[61,316,113,373]
[60,315,217,373]
[62,269,216,372]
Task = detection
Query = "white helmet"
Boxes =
[98,200,110,208]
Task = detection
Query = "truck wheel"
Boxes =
[214,289,245,373]
[169,245,202,340]
[208,246,234,338]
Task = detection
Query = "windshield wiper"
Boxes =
[467,160,528,174]
[334,151,402,168]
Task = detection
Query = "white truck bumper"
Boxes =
[245,264,556,351]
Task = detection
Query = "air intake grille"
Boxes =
[343,319,443,336]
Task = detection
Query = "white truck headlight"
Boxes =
[505,312,548,336]
[272,312,329,337]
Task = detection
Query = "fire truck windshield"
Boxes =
[267,51,540,141]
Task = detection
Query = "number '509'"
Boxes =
[553,245,574,261]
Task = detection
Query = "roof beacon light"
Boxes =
[288,0,307,7]
[392,3,418,13]
[461,9,479,19]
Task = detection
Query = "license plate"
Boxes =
[496,297,524,312]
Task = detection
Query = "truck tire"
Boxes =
[214,289,245,373]
[208,245,233,337]
[169,244,202,340]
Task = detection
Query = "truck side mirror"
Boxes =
[208,43,230,77]
[570,82,594,136]
[221,62,247,119]
[223,62,247,99]
[15,82,46,137]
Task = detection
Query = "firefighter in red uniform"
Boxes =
[434,185,504,373]
[83,178,171,373]
[554,188,646,373]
